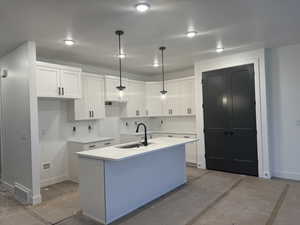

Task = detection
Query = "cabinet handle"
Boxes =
[89,145,96,148]
[104,142,111,146]
[168,135,173,138]
[89,111,92,118]
[91,111,94,118]
[168,109,173,115]
[187,108,192,114]
[62,87,64,96]
[184,136,190,138]
[58,87,61,95]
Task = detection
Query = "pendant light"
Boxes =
[159,46,167,98]
[115,30,126,96]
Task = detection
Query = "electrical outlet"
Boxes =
[42,163,51,170]
[72,126,76,132]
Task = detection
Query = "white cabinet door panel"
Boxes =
[145,82,163,116]
[88,76,105,119]
[36,66,60,97]
[60,70,81,98]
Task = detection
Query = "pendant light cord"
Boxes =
[118,32,122,87]
[159,46,166,93]
[161,48,165,91]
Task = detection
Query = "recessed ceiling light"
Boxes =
[135,2,150,13]
[64,39,75,46]
[186,31,198,38]
[216,47,224,53]
[153,62,159,67]
[117,53,126,59]
[153,59,159,67]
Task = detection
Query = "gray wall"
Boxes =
[0,42,40,203]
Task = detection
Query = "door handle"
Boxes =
[230,131,234,136]
[224,131,229,136]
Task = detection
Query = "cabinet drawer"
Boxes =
[83,140,116,150]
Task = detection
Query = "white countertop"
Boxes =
[77,137,199,161]
[121,131,197,136]
[68,136,114,144]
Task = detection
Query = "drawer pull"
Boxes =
[168,135,173,138]
[184,136,191,138]
[89,145,96,148]
[104,142,111,146]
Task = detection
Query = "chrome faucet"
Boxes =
[136,122,148,146]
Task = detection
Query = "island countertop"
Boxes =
[77,137,198,161]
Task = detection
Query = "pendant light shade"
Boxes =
[159,46,167,96]
[115,30,126,91]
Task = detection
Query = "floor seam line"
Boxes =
[185,176,245,225]
[265,183,290,225]
[187,171,211,184]
[23,205,52,225]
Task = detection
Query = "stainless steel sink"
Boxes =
[117,142,152,149]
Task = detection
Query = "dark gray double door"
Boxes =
[202,64,258,176]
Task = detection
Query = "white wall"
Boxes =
[267,44,300,180]
[0,42,40,204]
[38,99,117,186]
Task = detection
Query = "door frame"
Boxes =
[194,49,271,178]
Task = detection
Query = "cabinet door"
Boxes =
[60,69,82,98]
[36,66,60,97]
[162,81,181,116]
[74,76,90,120]
[88,76,105,119]
[105,77,128,102]
[181,78,195,115]
[145,83,163,116]
[126,81,145,117]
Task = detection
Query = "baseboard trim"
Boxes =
[0,179,14,192]
[31,194,42,205]
[272,171,300,181]
[40,175,69,187]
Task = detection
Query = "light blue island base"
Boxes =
[78,144,187,224]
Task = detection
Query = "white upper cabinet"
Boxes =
[105,76,128,102]
[122,80,145,117]
[70,73,105,121]
[162,80,182,116]
[36,62,82,99]
[180,77,195,115]
[145,82,163,117]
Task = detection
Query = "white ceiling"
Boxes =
[1,0,300,75]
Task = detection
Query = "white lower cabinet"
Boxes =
[69,73,105,120]
[152,133,197,164]
[68,139,116,182]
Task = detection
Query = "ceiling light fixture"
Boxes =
[186,31,198,38]
[153,59,159,67]
[64,39,75,46]
[117,53,126,59]
[135,2,150,12]
[115,30,126,94]
[216,47,224,53]
[159,46,167,98]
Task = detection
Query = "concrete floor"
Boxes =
[0,167,299,225]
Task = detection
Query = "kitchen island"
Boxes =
[77,137,198,224]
